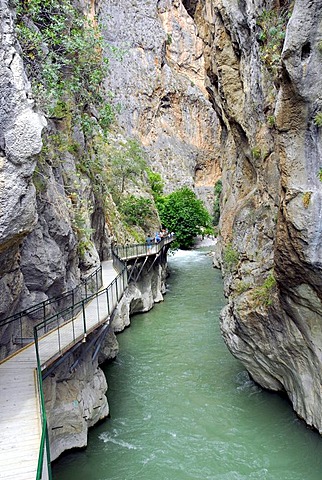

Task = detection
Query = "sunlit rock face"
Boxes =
[188,0,322,432]
[0,0,107,336]
[0,0,46,321]
[99,0,221,198]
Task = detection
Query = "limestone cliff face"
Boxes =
[99,0,221,209]
[0,0,46,320]
[0,0,107,330]
[189,0,322,432]
[0,0,158,339]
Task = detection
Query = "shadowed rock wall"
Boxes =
[190,0,322,432]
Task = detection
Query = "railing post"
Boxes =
[106,288,110,316]
[82,301,87,336]
[57,316,61,355]
[19,314,22,347]
[96,294,100,326]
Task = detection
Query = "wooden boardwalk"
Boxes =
[0,261,118,480]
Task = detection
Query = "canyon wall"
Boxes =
[99,0,221,209]
[189,0,322,432]
[99,0,322,432]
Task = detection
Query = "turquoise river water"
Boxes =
[53,249,322,480]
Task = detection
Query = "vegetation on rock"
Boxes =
[251,272,277,307]
[257,3,293,78]
[223,243,239,272]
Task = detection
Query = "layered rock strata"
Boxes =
[99,0,221,201]
[189,0,322,432]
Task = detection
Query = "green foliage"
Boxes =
[15,0,114,137]
[166,33,172,45]
[314,112,322,127]
[118,195,152,228]
[32,166,47,193]
[72,200,94,258]
[158,187,212,249]
[318,169,322,182]
[223,243,239,271]
[257,5,291,77]
[147,169,164,201]
[108,140,147,200]
[251,146,262,160]
[303,192,312,208]
[267,115,276,128]
[235,280,252,295]
[252,272,277,307]
[213,179,222,226]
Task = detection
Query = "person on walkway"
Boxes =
[146,235,153,249]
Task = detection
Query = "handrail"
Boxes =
[33,266,128,479]
[0,237,175,480]
[35,335,52,480]
[113,234,174,261]
[33,268,128,368]
[0,265,102,360]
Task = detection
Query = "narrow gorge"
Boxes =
[1,0,322,470]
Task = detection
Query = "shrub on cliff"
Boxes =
[158,187,212,249]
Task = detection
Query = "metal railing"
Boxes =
[35,352,51,480]
[34,266,128,479]
[113,234,175,261]
[34,268,127,369]
[0,265,102,360]
[1,236,175,480]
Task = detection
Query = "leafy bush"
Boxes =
[147,169,164,201]
[257,6,291,77]
[118,195,152,228]
[267,115,276,128]
[158,187,211,249]
[314,112,322,127]
[223,243,239,271]
[251,146,262,160]
[15,0,114,136]
[252,272,277,307]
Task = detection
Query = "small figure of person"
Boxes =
[146,235,153,249]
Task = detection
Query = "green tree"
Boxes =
[108,140,147,199]
[159,187,211,249]
[147,169,164,201]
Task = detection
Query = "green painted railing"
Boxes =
[35,342,52,480]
